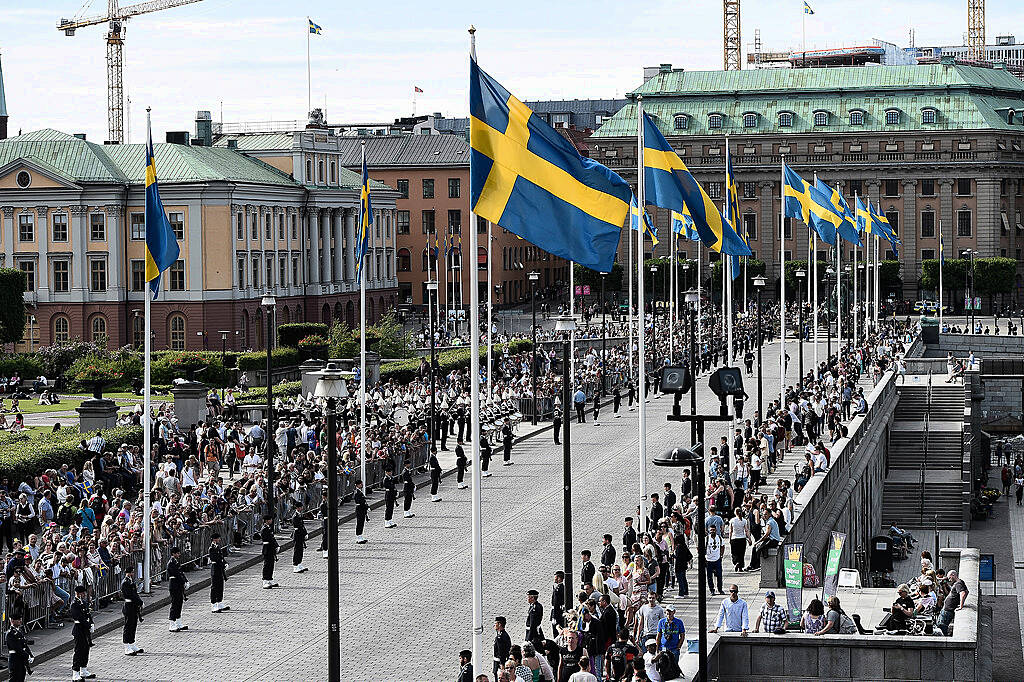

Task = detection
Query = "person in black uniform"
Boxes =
[167,545,189,631]
[6,612,32,682]
[120,573,144,655]
[501,420,514,466]
[480,438,492,478]
[552,412,562,445]
[209,532,229,612]
[550,571,565,633]
[456,649,473,682]
[382,466,398,528]
[622,517,637,552]
[353,480,368,543]
[601,534,616,567]
[439,409,450,451]
[429,450,443,502]
[455,406,467,444]
[492,616,511,680]
[525,589,544,646]
[612,385,622,417]
[401,460,416,518]
[291,501,308,573]
[455,443,468,489]
[627,379,636,410]
[260,514,279,589]
[70,584,95,680]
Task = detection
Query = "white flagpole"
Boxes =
[467,26,484,668]
[143,109,153,594]
[637,97,648,534]
[486,221,493,400]
[359,141,368,491]
[812,232,818,378]
[727,257,733,364]
[939,222,944,332]
[779,159,787,410]
[836,239,842,354]
[697,242,702,368]
[306,18,312,117]
[853,236,859,348]
[670,233,675,363]
[628,219,634,392]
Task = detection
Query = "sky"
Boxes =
[2,0,1024,144]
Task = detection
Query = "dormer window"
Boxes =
[921,108,937,124]
[813,111,829,126]
[674,114,689,130]
[1010,109,1017,125]
[742,113,758,128]
[778,112,794,128]
[850,110,865,126]
[708,114,723,129]
[885,109,901,125]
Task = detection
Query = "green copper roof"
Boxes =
[211,133,295,151]
[594,63,1024,137]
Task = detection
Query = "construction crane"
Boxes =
[967,0,985,61]
[57,0,204,144]
[723,0,742,70]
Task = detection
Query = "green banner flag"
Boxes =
[783,543,803,624]
[821,531,847,603]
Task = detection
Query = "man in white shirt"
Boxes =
[642,638,663,682]
[711,584,749,634]
[87,431,106,453]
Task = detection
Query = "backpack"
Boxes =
[657,651,683,680]
[839,612,857,634]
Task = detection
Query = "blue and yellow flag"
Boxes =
[805,182,840,246]
[783,162,812,225]
[814,178,861,245]
[724,143,745,279]
[804,1,814,14]
[870,202,900,245]
[470,59,631,272]
[671,205,699,241]
[641,113,750,256]
[939,231,945,265]
[855,196,874,234]
[145,132,180,298]
[309,19,322,34]
[355,155,372,282]
[629,196,658,245]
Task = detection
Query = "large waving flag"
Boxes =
[641,113,750,256]
[355,154,372,282]
[145,133,180,298]
[470,59,631,272]
[855,196,874,234]
[783,163,812,225]
[805,183,840,246]
[870,202,900,245]
[725,143,746,279]
[630,196,659,245]
[814,178,861,245]
[671,206,699,241]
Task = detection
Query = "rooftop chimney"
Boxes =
[227,138,238,150]
[166,131,190,145]
[73,133,86,140]
[195,110,213,147]
[0,50,7,141]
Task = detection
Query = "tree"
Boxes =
[879,260,902,290]
[573,262,624,296]
[710,258,767,292]
[0,269,27,345]
[973,257,1016,297]
[369,310,414,359]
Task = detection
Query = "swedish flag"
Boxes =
[309,19,322,34]
[804,1,814,14]
[671,206,698,241]
[939,232,945,266]
[856,196,874,234]
[145,132,180,298]
[641,113,750,256]
[870,202,900,245]
[470,59,631,272]
[725,144,745,280]
[355,155,372,282]
[814,178,861,245]
[630,196,658,245]
[805,182,840,245]
[783,162,812,225]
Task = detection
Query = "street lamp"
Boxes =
[427,279,439,453]
[529,270,541,425]
[684,288,699,442]
[554,314,576,608]
[313,363,349,682]
[681,261,692,369]
[650,264,659,373]
[218,330,230,401]
[824,267,835,359]
[261,293,277,522]
[753,275,767,422]
[28,314,36,353]
[965,249,976,332]
[795,268,806,383]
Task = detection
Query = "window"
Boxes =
[921,249,935,260]
[51,213,68,242]
[742,113,757,128]
[884,180,899,197]
[53,316,70,343]
[131,260,146,291]
[317,160,324,183]
[813,111,828,126]
[742,213,757,241]
[252,256,260,289]
[921,179,935,196]
[422,210,435,234]
[17,260,35,292]
[448,178,461,199]
[169,314,186,350]
[884,249,896,260]
[291,214,297,240]
[90,214,105,241]
[448,209,461,234]
[777,112,793,128]
[90,316,107,344]
[708,114,723,129]
[397,210,410,234]
[18,214,33,241]
[237,257,246,288]
[236,213,244,240]
[922,108,937,124]
[742,182,756,199]
[422,179,435,199]
[130,213,145,240]
[132,316,144,348]
[885,109,900,125]
[89,259,107,292]
[292,257,299,286]
[850,111,865,126]
[885,211,899,236]
[921,210,936,238]
[265,257,273,288]
[251,213,258,239]
[674,114,689,130]
[264,214,272,239]
[956,178,971,196]
[330,161,337,184]
[169,260,185,291]
[422,249,430,272]
[477,215,487,233]
[957,209,972,237]
[279,257,287,287]
[278,214,285,241]
[397,248,411,272]
[305,158,313,182]
[168,212,184,241]
[52,260,70,292]
[707,182,722,200]
[849,179,862,197]
[396,179,409,199]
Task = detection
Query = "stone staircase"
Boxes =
[887,430,963,469]
[881,479,965,528]
[894,384,964,421]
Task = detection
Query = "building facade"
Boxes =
[592,61,1024,305]
[0,124,397,352]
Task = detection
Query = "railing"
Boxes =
[879,152,906,161]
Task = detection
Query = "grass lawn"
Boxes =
[2,399,84,414]
[62,390,172,401]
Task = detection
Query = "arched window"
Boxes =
[1007,108,1015,125]
[90,315,107,345]
[778,112,794,128]
[885,109,900,125]
[53,315,70,343]
[169,314,186,350]
[849,110,865,126]
[742,113,758,128]
[281,306,290,325]
[346,301,355,328]
[813,111,828,126]
[368,298,376,324]
[422,249,430,272]
[673,114,689,130]
[329,161,337,184]
[321,304,331,326]
[132,315,144,348]
[317,160,324,183]
[398,247,411,272]
[921,108,937,124]
[708,114,723,129]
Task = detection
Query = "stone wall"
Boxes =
[978,377,1022,420]
[936,333,1024,357]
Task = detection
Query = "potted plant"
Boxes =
[297,334,329,361]
[169,351,212,382]
[74,364,124,399]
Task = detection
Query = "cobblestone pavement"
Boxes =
[29,344,794,682]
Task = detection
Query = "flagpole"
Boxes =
[628,214,634,395]
[725,136,733,365]
[636,97,649,535]
[697,241,702,370]
[569,261,576,383]
[853,236,859,348]
[359,141,368,494]
[779,159,787,411]
[467,26,484,670]
[836,238,842,354]
[939,222,944,332]
[486,221,493,400]
[143,109,153,595]
[306,18,312,117]
[812,231,818,378]
[670,233,675,363]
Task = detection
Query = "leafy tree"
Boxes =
[0,269,27,345]
[710,258,767,291]
[369,310,414,359]
[879,260,902,289]
[573,262,624,296]
[973,257,1016,297]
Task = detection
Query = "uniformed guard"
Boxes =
[291,501,308,573]
[455,442,468,489]
[354,480,368,543]
[382,465,398,528]
[167,545,189,631]
[209,532,229,612]
[456,404,467,444]
[428,449,443,502]
[120,573,144,655]
[480,438,492,478]
[70,584,95,680]
[501,419,514,466]
[612,384,622,416]
[525,589,544,646]
[6,612,33,682]
[260,514,280,588]
[401,459,416,518]
[456,649,473,682]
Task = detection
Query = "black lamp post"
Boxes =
[825,267,835,360]
[684,288,699,443]
[529,270,540,425]
[555,315,576,609]
[966,249,976,331]
[261,293,276,522]
[795,268,806,384]
[650,264,659,373]
[753,275,766,422]
[218,330,230,401]
[427,279,438,454]
[857,263,866,340]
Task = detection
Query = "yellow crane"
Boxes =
[967,0,985,62]
[723,0,741,70]
[58,0,205,144]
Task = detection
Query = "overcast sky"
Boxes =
[3,0,1023,143]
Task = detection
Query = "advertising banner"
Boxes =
[821,531,847,604]
[783,543,803,624]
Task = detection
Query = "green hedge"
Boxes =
[380,340,532,384]
[234,380,303,404]
[237,347,301,372]
[0,424,143,486]
[0,269,27,345]
[278,323,329,348]
[0,353,44,378]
